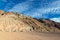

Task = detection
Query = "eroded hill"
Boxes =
[0,10,60,32]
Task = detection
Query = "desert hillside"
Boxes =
[0,10,60,32]
[35,18,60,29]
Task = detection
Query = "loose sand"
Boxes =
[0,32,60,40]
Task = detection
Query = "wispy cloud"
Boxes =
[8,1,31,13]
[8,0,60,19]
[2,0,60,22]
[27,0,60,18]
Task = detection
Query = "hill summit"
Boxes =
[0,10,60,32]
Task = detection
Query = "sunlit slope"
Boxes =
[0,10,60,32]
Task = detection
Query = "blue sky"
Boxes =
[0,0,60,22]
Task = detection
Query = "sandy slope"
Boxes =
[0,32,60,40]
[0,10,60,40]
[0,10,60,32]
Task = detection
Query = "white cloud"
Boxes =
[50,17,60,22]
